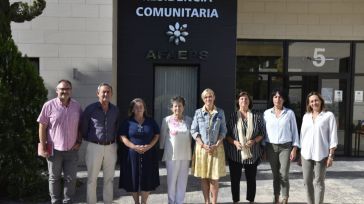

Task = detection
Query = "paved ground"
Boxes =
[68,157,364,204]
[3,157,363,203]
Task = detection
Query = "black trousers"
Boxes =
[228,159,258,202]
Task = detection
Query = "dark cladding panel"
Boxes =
[117,0,237,119]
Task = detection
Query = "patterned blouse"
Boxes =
[224,110,266,164]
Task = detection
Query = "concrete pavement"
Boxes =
[70,157,364,204]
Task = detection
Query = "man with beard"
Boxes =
[81,82,119,204]
[37,79,82,204]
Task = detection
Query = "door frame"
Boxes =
[285,73,352,155]
[318,74,352,155]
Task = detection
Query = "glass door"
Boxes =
[287,41,351,155]
[288,75,319,132]
[288,75,349,155]
[319,77,349,155]
[154,66,198,126]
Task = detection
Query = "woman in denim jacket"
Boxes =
[191,88,227,204]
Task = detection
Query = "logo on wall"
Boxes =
[166,22,189,45]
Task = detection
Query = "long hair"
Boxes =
[128,98,148,117]
[305,91,326,113]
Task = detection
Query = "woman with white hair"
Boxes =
[160,96,192,204]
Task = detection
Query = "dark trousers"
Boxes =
[228,159,258,202]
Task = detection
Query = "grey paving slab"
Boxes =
[2,157,364,204]
[77,157,364,204]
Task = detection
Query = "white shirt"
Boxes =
[160,115,192,161]
[300,111,338,161]
[264,107,300,147]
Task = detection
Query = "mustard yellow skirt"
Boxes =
[191,144,226,180]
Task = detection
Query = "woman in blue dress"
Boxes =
[119,98,160,204]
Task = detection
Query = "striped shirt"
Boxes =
[224,111,266,164]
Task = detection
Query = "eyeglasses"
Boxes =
[57,87,71,91]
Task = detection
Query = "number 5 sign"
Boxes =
[313,48,326,67]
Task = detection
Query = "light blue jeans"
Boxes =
[47,149,78,204]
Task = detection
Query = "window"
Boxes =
[353,76,364,125]
[237,41,283,73]
[355,43,364,74]
[236,40,284,111]
[288,42,350,73]
[28,57,39,74]
[154,66,198,126]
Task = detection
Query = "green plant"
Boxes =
[0,0,46,39]
[0,29,48,202]
[0,0,51,201]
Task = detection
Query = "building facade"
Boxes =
[235,0,364,156]
[11,0,113,108]
[10,0,113,163]
[11,0,364,156]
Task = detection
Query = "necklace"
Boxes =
[312,112,319,123]
[134,117,144,133]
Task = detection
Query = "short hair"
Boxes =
[57,79,72,88]
[97,82,113,93]
[306,91,326,113]
[170,96,185,107]
[235,91,253,110]
[269,88,290,108]
[201,88,215,100]
[128,98,148,117]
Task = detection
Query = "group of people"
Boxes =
[37,79,338,204]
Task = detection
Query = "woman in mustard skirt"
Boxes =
[190,88,227,204]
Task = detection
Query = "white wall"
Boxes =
[237,0,364,40]
[10,0,113,165]
[11,0,113,108]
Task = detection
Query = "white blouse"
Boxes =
[300,111,338,161]
[160,115,192,161]
[264,107,300,147]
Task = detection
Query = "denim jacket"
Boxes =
[191,106,227,145]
